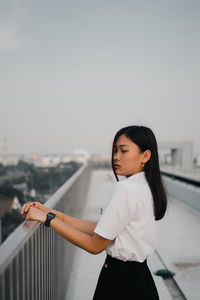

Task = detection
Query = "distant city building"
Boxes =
[0,155,20,166]
[0,151,90,167]
[91,153,110,163]
[73,149,91,163]
[90,153,111,169]
[158,141,193,171]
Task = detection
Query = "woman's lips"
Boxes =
[114,164,121,168]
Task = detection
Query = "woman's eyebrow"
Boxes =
[118,144,129,148]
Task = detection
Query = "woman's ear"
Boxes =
[143,150,151,163]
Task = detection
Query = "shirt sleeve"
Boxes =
[94,182,136,240]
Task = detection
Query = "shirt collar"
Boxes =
[125,171,146,183]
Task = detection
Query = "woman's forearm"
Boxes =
[50,217,98,254]
[49,208,98,235]
[49,216,112,254]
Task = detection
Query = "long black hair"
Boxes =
[111,125,167,221]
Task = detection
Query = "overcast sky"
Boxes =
[0,0,200,157]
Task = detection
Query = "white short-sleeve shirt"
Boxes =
[94,171,157,262]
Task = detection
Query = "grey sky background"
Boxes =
[0,0,200,156]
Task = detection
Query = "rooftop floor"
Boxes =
[65,169,200,300]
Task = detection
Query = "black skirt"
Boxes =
[93,254,159,300]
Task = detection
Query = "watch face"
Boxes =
[44,212,56,227]
[48,212,55,218]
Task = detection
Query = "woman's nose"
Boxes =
[114,152,120,161]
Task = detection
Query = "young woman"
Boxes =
[21,125,167,300]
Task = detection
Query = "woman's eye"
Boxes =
[113,146,117,153]
[121,150,127,153]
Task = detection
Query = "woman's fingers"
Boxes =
[21,203,28,214]
[24,207,46,223]
[21,202,37,215]
[21,202,48,215]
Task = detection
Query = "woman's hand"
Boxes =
[21,201,49,215]
[24,207,47,224]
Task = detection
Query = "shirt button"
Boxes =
[104,263,108,268]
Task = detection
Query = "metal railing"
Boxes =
[0,163,92,300]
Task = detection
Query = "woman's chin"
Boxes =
[114,169,123,175]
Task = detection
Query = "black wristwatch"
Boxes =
[44,212,56,227]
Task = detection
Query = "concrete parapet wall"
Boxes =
[162,175,200,211]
